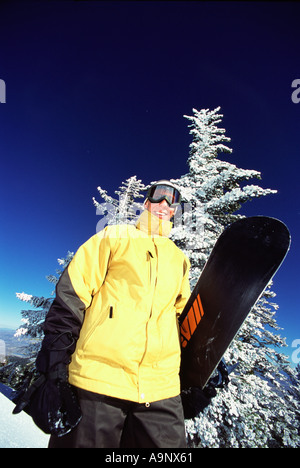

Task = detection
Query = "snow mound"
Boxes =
[0,387,49,448]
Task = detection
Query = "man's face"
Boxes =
[144,199,175,221]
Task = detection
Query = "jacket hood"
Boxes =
[135,209,172,237]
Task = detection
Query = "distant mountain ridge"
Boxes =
[0,328,31,360]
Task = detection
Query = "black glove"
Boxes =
[181,385,217,419]
[181,360,237,419]
[13,332,82,437]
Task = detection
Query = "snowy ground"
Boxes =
[0,386,49,448]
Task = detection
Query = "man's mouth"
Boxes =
[155,211,168,218]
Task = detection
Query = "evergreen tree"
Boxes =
[171,107,277,286]
[0,252,74,390]
[173,107,300,447]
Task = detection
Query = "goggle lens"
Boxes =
[146,184,181,207]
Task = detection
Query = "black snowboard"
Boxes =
[179,216,291,390]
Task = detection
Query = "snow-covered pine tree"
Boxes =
[171,107,277,286]
[14,251,75,343]
[0,252,74,390]
[172,107,300,447]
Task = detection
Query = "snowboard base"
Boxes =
[179,216,291,390]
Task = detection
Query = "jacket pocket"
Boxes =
[81,304,115,350]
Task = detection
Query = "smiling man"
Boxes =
[22,180,191,448]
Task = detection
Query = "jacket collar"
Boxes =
[135,210,172,237]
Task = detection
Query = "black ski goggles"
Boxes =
[146,184,182,207]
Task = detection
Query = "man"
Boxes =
[28,180,191,448]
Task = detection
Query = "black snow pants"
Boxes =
[48,387,187,448]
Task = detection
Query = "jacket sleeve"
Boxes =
[44,230,112,338]
[175,256,191,316]
[37,230,112,373]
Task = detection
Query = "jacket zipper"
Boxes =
[140,249,158,367]
[147,245,158,318]
[147,251,154,287]
[145,243,159,351]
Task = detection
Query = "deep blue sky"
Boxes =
[0,1,299,365]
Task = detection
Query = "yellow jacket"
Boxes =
[57,211,190,403]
